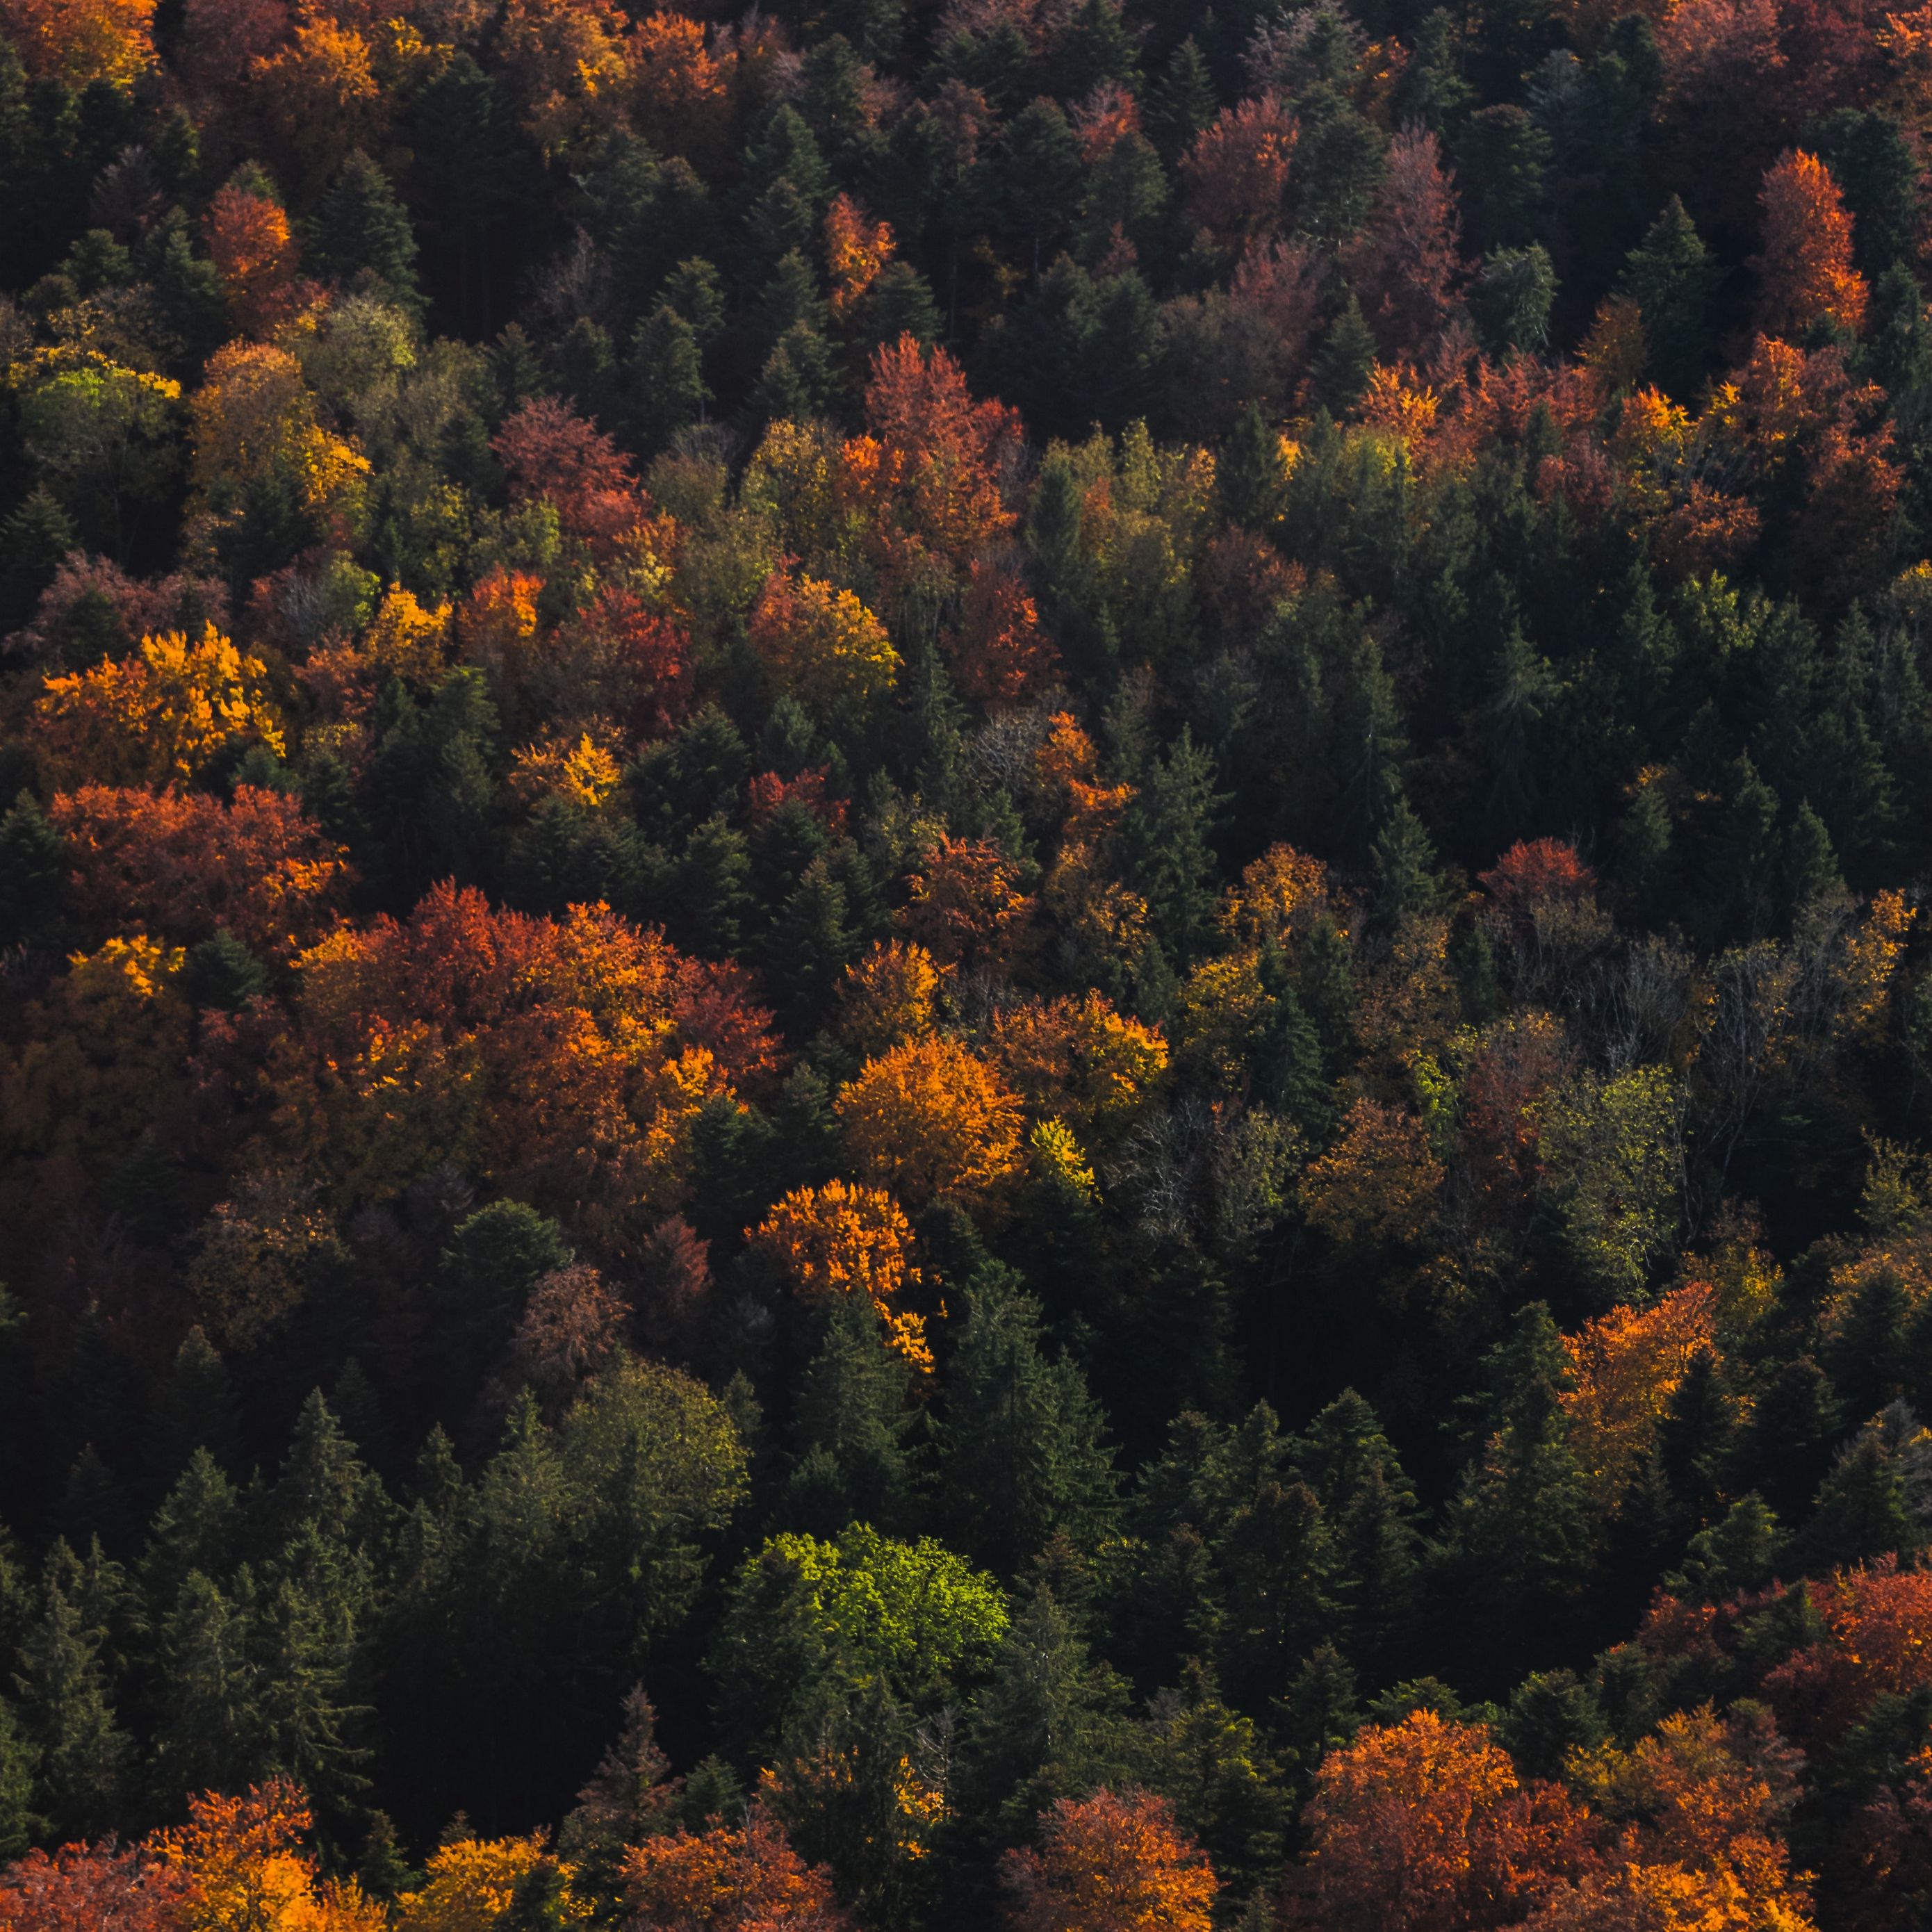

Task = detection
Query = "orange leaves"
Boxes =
[837,939,947,1058]
[748,568,899,710]
[150,1779,384,1930]
[988,990,1168,1140]
[836,1034,1025,1213]
[498,0,633,155]
[51,782,350,958]
[1755,149,1869,341]
[748,1178,930,1368]
[896,834,1034,972]
[1560,1284,1719,1507]
[203,184,304,338]
[283,884,778,1239]
[1220,842,1332,950]
[0,0,154,85]
[1180,95,1299,253]
[622,1806,852,1931]
[999,1789,1215,1932]
[853,337,1023,588]
[1302,1709,1595,1932]
[491,398,651,557]
[630,10,732,169]
[35,627,286,789]
[1765,1559,1932,1751]
[825,193,894,325]
[945,560,1056,707]
[1300,1098,1444,1247]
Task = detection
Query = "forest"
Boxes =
[2,0,1932,1918]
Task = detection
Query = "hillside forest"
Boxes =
[6,0,1932,1922]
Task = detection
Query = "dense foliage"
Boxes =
[6,0,1932,1920]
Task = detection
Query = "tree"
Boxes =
[307,150,420,309]
[1339,128,1462,359]
[1301,1710,1591,1931]
[836,1035,1026,1213]
[937,1266,1118,1573]
[710,1525,1006,1762]
[749,569,899,712]
[1000,1788,1215,1932]
[622,1807,853,1931]
[1620,196,1720,400]
[1120,730,1226,965]
[35,628,284,789]
[749,1179,930,1369]
[1181,97,1298,254]
[51,784,349,958]
[1755,149,1869,340]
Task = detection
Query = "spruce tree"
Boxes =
[1619,196,1718,401]
[1312,297,1375,416]
[309,150,421,310]
[1120,729,1225,965]
[14,1566,131,1840]
[0,792,67,951]
[781,1288,922,1537]
[937,1267,1118,1575]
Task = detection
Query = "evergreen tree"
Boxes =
[0,488,74,628]
[1312,298,1376,416]
[309,150,422,309]
[780,1288,922,1537]
[1619,197,1719,402]
[1147,38,1217,161]
[1120,730,1226,965]
[15,1562,131,1841]
[0,792,66,951]
[1218,404,1284,535]
[937,1267,1118,1575]
[1441,1305,1594,1683]
[1732,1357,1842,1523]
[1367,794,1437,938]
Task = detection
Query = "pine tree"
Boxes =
[153,1569,261,1799]
[0,1696,39,1860]
[1121,730,1226,965]
[1732,1356,1842,1523]
[1441,1305,1594,1681]
[1312,297,1375,416]
[1367,795,1436,939]
[1218,404,1284,535]
[956,1588,1134,1839]
[938,1267,1119,1575]
[1666,1494,1782,1601]
[781,1288,922,1537]
[309,150,421,310]
[0,488,75,627]
[1255,940,1333,1141]
[1619,197,1718,402]
[557,1684,681,1894]
[762,856,855,1032]
[14,1565,131,1840]
[1499,1668,1607,1780]
[1147,38,1216,161]
[0,792,67,951]
[1797,1416,1921,1571]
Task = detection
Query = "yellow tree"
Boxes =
[748,1178,931,1368]
[837,1035,1026,1213]
[35,626,284,789]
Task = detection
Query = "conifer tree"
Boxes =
[937,1267,1118,1575]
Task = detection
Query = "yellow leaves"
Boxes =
[1579,294,1648,398]
[1560,1282,1718,1507]
[1835,886,1914,1045]
[1030,1116,1099,1202]
[826,193,895,323]
[837,938,948,1058]
[837,1035,1026,1213]
[748,1178,930,1369]
[1359,363,1441,453]
[35,625,285,789]
[1219,842,1332,949]
[397,1835,590,1932]
[988,990,1168,1139]
[748,568,899,709]
[1300,1097,1444,1247]
[0,0,154,87]
[510,726,625,810]
[361,582,455,686]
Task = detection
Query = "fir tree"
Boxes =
[937,1267,1118,1575]
[309,150,422,309]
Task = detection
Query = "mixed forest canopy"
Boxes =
[8,0,1932,1919]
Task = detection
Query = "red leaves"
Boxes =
[51,783,352,959]
[1180,96,1299,253]
[491,398,652,555]
[1755,149,1868,341]
[1001,1789,1215,1932]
